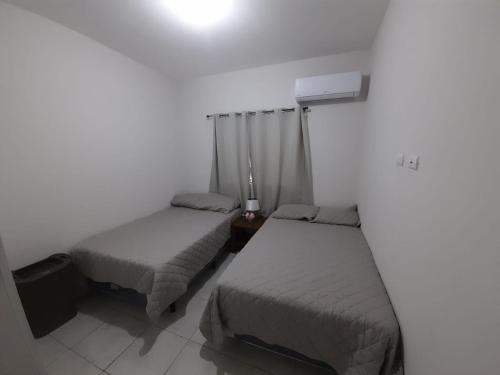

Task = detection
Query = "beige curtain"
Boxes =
[209,108,313,216]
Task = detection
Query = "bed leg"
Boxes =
[169,302,176,313]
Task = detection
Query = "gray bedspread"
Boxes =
[71,207,238,319]
[200,218,402,375]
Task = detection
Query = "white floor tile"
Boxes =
[35,335,68,367]
[157,296,208,339]
[107,326,187,375]
[73,312,146,369]
[166,341,265,375]
[46,349,101,375]
[51,312,104,348]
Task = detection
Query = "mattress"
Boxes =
[200,218,402,375]
[71,206,238,319]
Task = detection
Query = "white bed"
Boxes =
[201,216,402,375]
[71,204,239,319]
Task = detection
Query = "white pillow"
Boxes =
[271,204,319,221]
[312,206,360,227]
[171,193,240,213]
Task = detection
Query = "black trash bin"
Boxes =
[13,253,79,338]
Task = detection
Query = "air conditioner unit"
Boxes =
[295,71,362,103]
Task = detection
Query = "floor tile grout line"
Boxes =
[188,326,200,340]
[44,341,102,373]
[161,338,190,375]
[48,330,273,375]
[69,341,103,370]
[45,329,105,372]
[57,313,148,371]
[101,322,191,373]
[103,336,139,372]
[163,327,194,340]
[103,321,150,372]
[61,300,198,371]
[42,256,235,374]
[49,318,106,351]
[48,307,143,371]
[38,335,67,368]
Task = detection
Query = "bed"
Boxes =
[71,194,240,320]
[200,211,402,375]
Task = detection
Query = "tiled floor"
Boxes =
[36,253,335,375]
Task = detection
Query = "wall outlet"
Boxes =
[408,155,419,170]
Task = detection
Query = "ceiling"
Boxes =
[5,0,389,79]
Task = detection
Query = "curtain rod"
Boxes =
[206,106,310,119]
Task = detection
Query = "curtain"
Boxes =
[209,108,313,216]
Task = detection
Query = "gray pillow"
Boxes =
[171,193,240,213]
[312,206,361,227]
[271,204,319,221]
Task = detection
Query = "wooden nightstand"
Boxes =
[229,215,267,252]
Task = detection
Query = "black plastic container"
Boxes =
[13,253,79,338]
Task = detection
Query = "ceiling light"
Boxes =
[163,0,233,28]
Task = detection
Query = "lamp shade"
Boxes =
[245,199,260,212]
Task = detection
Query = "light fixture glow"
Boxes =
[163,0,233,28]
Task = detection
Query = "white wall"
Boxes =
[358,1,500,375]
[0,3,183,270]
[0,236,45,374]
[177,51,370,206]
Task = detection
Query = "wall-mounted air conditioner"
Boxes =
[295,71,362,103]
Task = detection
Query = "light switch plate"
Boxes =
[408,155,419,170]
